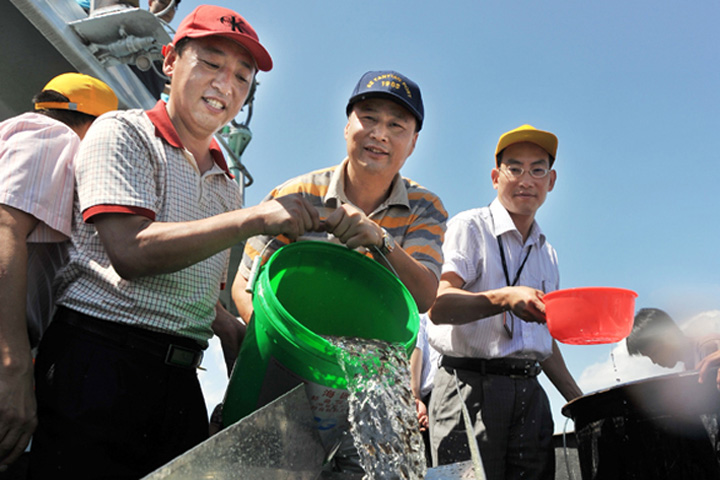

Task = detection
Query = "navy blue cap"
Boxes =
[346,70,424,131]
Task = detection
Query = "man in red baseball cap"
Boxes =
[29,6,319,479]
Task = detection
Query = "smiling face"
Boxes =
[163,36,256,144]
[492,141,556,226]
[344,98,418,178]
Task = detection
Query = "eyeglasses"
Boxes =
[499,165,551,179]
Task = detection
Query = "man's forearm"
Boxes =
[231,270,255,324]
[410,347,423,399]
[380,246,439,313]
[0,207,37,373]
[93,209,263,280]
[0,239,33,374]
[430,275,547,326]
[93,195,321,280]
[430,287,509,325]
[541,340,583,401]
[0,207,38,465]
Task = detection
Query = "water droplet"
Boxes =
[611,351,622,384]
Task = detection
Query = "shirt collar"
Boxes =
[145,100,233,178]
[324,158,409,212]
[489,198,546,247]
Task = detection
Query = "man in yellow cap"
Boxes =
[427,125,583,479]
[0,72,117,469]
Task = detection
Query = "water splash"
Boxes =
[326,336,427,480]
[611,351,622,384]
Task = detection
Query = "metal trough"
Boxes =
[142,384,481,479]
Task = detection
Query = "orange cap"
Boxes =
[495,124,558,165]
[34,72,118,117]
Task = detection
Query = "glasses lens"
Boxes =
[502,166,549,179]
[503,166,523,178]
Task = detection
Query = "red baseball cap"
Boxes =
[170,5,272,72]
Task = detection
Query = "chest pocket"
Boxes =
[523,271,552,294]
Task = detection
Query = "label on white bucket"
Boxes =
[257,356,350,451]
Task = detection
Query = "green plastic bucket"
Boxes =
[222,241,419,448]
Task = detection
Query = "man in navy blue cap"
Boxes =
[233,69,446,320]
[231,70,448,473]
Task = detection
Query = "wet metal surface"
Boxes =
[317,461,479,480]
[425,461,479,479]
[140,384,485,479]
[142,386,325,480]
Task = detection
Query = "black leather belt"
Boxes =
[441,356,542,378]
[55,306,204,369]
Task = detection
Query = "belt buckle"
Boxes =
[165,344,202,368]
[525,362,541,377]
[509,361,540,378]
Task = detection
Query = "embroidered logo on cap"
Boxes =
[365,73,413,100]
[220,15,247,34]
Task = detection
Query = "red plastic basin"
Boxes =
[544,287,638,345]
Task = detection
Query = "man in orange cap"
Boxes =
[0,72,117,470]
[29,6,319,479]
[427,125,582,479]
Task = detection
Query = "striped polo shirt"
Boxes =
[239,158,447,281]
[56,101,242,346]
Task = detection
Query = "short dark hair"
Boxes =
[32,90,96,128]
[173,37,192,57]
[626,308,683,356]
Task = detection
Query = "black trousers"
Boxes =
[28,311,209,479]
[430,367,554,480]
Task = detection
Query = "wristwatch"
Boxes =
[378,228,395,255]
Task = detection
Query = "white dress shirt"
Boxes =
[427,198,559,361]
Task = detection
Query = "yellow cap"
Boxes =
[34,73,118,118]
[495,124,558,165]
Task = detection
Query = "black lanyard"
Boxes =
[497,236,532,288]
[497,235,532,338]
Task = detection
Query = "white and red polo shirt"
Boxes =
[56,101,241,346]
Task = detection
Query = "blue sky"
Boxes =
[164,1,720,432]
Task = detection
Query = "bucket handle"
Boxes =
[368,245,400,278]
[244,240,274,295]
[245,255,263,295]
